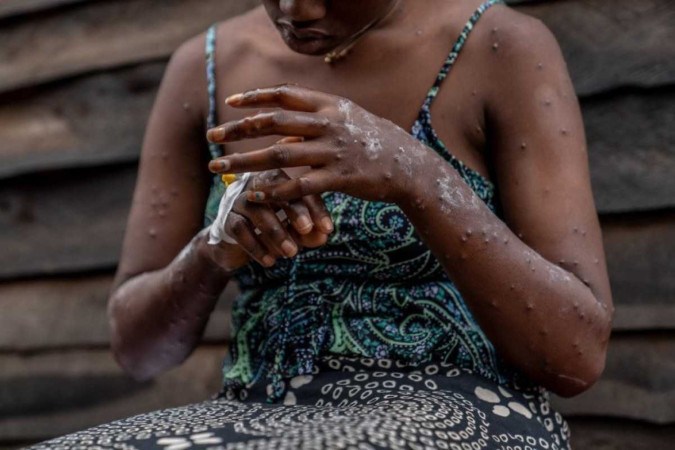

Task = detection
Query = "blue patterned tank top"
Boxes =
[204,0,527,402]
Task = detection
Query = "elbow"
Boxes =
[551,353,606,398]
[110,341,157,383]
[552,297,613,397]
[107,293,159,382]
[549,334,610,398]
[109,328,155,382]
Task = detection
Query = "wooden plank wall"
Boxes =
[0,0,673,447]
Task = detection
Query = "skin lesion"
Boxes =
[109,0,612,398]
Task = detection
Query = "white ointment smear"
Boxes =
[437,175,482,214]
[397,147,414,177]
[338,99,360,134]
[546,263,572,284]
[522,248,572,284]
[396,143,428,178]
[339,99,382,160]
[437,175,462,214]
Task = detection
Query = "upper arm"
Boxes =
[485,12,612,305]
[114,34,212,287]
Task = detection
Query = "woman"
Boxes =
[35,0,612,448]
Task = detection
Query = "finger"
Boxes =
[224,212,275,267]
[280,200,314,235]
[209,141,330,174]
[249,169,288,192]
[225,84,334,112]
[288,226,329,250]
[246,170,335,203]
[207,111,329,144]
[302,194,334,234]
[231,198,298,258]
[248,169,316,236]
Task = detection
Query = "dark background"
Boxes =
[0,0,673,448]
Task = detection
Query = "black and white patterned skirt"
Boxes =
[31,357,570,450]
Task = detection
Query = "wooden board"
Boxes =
[518,0,675,96]
[0,0,532,21]
[0,63,163,179]
[552,332,675,424]
[602,211,675,331]
[0,0,672,96]
[0,165,135,279]
[0,347,226,442]
[0,0,258,93]
[0,0,88,19]
[567,417,675,450]
[584,90,675,213]
[0,274,237,351]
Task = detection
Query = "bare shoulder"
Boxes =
[161,6,272,119]
[476,5,570,84]
[158,31,209,123]
[480,5,562,57]
[466,4,578,121]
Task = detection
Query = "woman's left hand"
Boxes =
[207,84,429,204]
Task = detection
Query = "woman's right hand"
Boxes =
[205,168,334,272]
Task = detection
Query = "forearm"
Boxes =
[108,228,231,380]
[398,153,612,396]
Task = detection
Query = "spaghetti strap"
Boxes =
[423,0,504,110]
[203,24,227,227]
[411,0,503,204]
[205,24,222,160]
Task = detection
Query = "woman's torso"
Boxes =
[204,0,531,402]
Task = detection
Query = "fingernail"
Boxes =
[209,160,222,173]
[207,127,226,142]
[281,240,298,257]
[226,93,243,105]
[321,217,334,233]
[262,255,275,267]
[296,216,313,234]
[252,191,266,202]
[209,159,230,172]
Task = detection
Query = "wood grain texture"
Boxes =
[0,0,258,93]
[0,0,672,95]
[584,89,675,213]
[519,0,675,96]
[0,275,236,351]
[602,211,675,331]
[0,165,134,278]
[0,347,225,442]
[568,418,675,450]
[0,63,163,179]
[0,0,89,19]
[552,332,675,424]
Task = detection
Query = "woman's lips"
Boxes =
[276,22,334,54]
[277,22,330,41]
